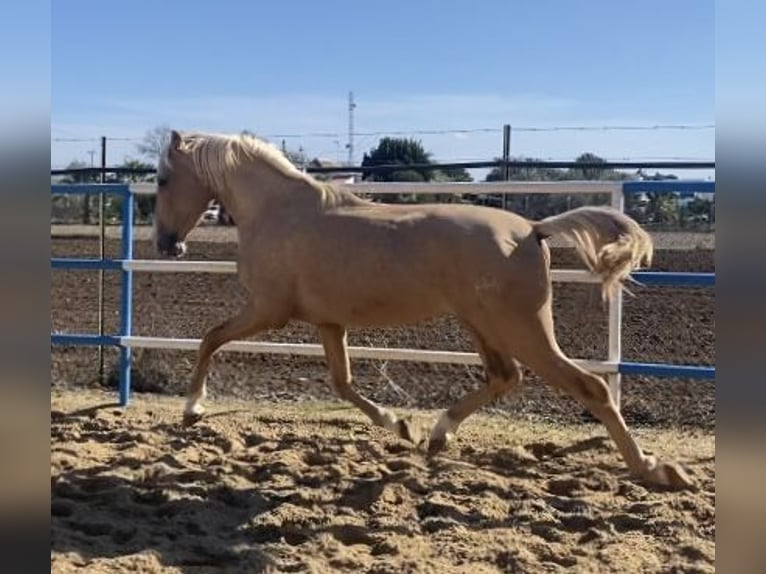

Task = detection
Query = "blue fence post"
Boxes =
[119,187,134,406]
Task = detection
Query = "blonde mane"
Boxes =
[163,131,318,195]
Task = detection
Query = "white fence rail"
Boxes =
[123,259,601,283]
[122,336,615,374]
[130,180,623,196]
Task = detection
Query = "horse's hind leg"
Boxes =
[428,325,522,455]
[508,306,694,490]
[183,303,281,425]
[319,324,423,444]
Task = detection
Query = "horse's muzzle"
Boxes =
[156,232,187,258]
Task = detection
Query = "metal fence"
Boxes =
[51,179,715,408]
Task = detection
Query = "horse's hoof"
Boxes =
[645,460,696,491]
[182,412,204,427]
[427,438,446,456]
[426,434,453,456]
[397,418,424,446]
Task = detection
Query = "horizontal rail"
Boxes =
[318,161,716,174]
[51,183,130,196]
[131,183,157,196]
[122,260,603,283]
[49,332,715,380]
[619,361,715,379]
[51,160,716,179]
[551,269,601,284]
[53,259,714,288]
[623,180,715,195]
[121,335,616,374]
[52,258,123,271]
[130,180,624,197]
[130,180,716,198]
[51,333,121,346]
[632,272,714,287]
[337,181,623,196]
[124,260,238,273]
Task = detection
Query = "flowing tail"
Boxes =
[533,206,653,301]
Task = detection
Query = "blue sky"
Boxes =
[52,0,714,177]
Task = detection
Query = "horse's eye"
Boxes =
[157,176,168,187]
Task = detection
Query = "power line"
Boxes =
[52,136,143,142]
[51,137,100,142]
[351,127,501,137]
[513,124,715,132]
[52,123,714,144]
[263,123,713,139]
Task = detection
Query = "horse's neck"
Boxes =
[219,164,361,226]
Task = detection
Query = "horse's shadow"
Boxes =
[51,402,120,422]
[52,465,277,572]
[52,413,409,572]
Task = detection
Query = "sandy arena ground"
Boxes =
[51,388,714,573]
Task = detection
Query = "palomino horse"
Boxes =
[153,129,692,490]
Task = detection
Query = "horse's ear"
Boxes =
[169,130,182,150]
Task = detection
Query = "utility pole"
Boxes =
[98,137,106,385]
[502,124,511,210]
[346,91,356,166]
[83,150,96,224]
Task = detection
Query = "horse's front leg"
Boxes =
[183,303,279,425]
[319,323,425,445]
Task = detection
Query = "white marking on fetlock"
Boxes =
[642,454,658,474]
[184,397,205,417]
[430,411,459,444]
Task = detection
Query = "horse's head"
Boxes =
[153,130,215,258]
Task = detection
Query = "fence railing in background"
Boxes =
[51,180,715,407]
[50,159,716,179]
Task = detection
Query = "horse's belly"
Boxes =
[296,288,450,327]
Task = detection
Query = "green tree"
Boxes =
[423,166,473,203]
[361,137,437,203]
[483,157,569,217]
[645,192,679,226]
[112,158,154,183]
[485,157,565,182]
[434,166,473,183]
[481,152,628,217]
[639,171,681,227]
[361,137,433,182]
[686,196,713,223]
[60,159,99,184]
[567,152,608,180]
[640,170,679,181]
